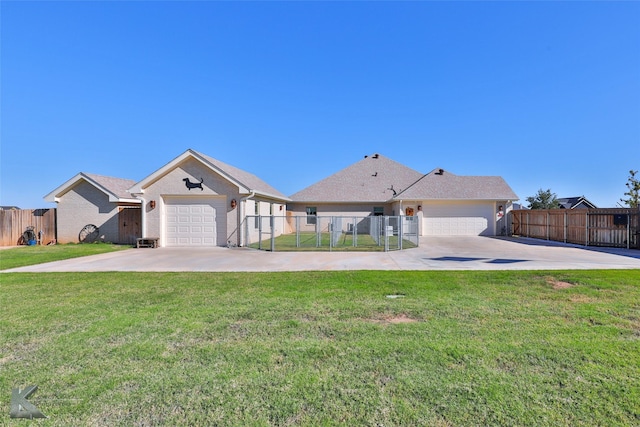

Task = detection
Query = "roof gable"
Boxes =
[197,152,289,200]
[397,168,519,200]
[128,149,290,201]
[557,196,597,209]
[290,154,424,203]
[44,173,140,203]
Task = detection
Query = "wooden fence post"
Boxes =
[627,213,631,250]
[585,211,589,246]
[546,211,549,240]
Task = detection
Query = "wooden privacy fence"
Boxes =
[0,209,57,246]
[510,208,639,249]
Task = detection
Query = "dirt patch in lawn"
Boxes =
[368,313,419,325]
[546,277,575,289]
[0,355,15,365]
[569,294,597,303]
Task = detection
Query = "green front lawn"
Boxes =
[0,243,131,270]
[249,232,418,251]
[1,270,638,426]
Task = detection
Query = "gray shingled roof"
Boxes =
[396,168,519,200]
[290,154,424,202]
[83,173,138,200]
[557,197,598,209]
[195,150,289,200]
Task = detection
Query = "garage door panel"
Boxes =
[164,197,226,247]
[423,203,494,236]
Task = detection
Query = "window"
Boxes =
[373,207,384,216]
[306,207,317,225]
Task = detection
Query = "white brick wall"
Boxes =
[56,181,120,243]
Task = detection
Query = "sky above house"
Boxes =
[1,1,639,209]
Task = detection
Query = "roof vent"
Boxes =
[373,154,379,159]
[435,169,444,175]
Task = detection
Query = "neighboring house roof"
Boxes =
[44,173,140,204]
[128,149,290,201]
[290,153,424,203]
[396,168,519,201]
[557,196,597,209]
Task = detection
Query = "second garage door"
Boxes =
[165,197,226,246]
[423,202,494,236]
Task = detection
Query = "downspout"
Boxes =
[133,193,146,239]
[239,191,255,247]
[140,198,146,238]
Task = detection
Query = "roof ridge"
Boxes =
[290,153,424,202]
[194,150,290,200]
[83,172,137,183]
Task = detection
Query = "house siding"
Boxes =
[288,203,394,218]
[56,181,120,243]
[287,203,394,232]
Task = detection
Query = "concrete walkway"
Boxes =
[4,237,640,272]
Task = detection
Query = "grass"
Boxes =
[1,270,639,426]
[249,232,418,251]
[0,243,131,270]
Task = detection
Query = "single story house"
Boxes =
[45,150,519,246]
[46,149,290,246]
[289,153,518,236]
[44,173,141,244]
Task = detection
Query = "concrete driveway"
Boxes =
[4,237,640,272]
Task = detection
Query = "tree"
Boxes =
[620,170,640,208]
[526,188,560,209]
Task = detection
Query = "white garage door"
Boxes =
[165,198,226,246]
[423,203,494,236]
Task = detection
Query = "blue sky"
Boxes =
[2,1,639,209]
